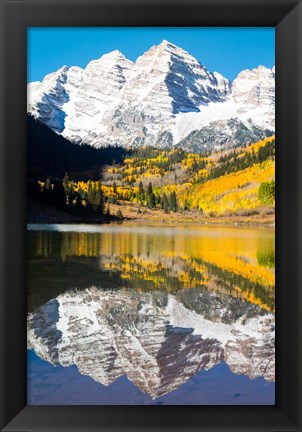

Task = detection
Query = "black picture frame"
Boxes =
[0,0,301,431]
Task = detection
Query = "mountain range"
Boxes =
[27,40,275,152]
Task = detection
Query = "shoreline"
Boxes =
[27,199,275,227]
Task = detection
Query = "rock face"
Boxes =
[224,316,275,383]
[28,51,133,143]
[28,66,72,133]
[27,40,275,151]
[177,118,273,153]
[63,51,133,144]
[27,286,275,398]
[232,66,275,108]
[92,40,232,148]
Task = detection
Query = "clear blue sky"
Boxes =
[27,27,275,83]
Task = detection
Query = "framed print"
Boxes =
[0,0,301,431]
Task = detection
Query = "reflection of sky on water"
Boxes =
[28,350,275,405]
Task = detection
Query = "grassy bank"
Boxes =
[106,201,275,226]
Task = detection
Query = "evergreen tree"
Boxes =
[251,149,257,164]
[94,189,104,213]
[137,180,145,203]
[147,182,153,196]
[169,191,177,212]
[147,192,156,209]
[162,193,169,214]
[138,181,144,196]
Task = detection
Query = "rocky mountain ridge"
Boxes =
[27,40,275,151]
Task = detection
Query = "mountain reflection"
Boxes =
[27,226,275,399]
[28,285,274,398]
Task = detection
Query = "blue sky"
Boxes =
[27,27,275,83]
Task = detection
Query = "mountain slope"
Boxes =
[27,115,129,180]
[177,118,273,152]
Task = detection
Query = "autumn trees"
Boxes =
[28,135,275,221]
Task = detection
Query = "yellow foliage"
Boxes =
[244,135,275,155]
[177,160,274,214]
[67,136,275,217]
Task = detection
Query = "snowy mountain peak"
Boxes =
[152,39,204,70]
[160,39,176,47]
[232,64,275,110]
[94,49,132,65]
[68,65,83,74]
[102,49,127,58]
[58,64,69,73]
[236,64,274,80]
[157,40,202,61]
[42,65,69,86]
[157,39,187,53]
[258,64,270,71]
[27,41,275,151]
[85,50,133,72]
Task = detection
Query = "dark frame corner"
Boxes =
[0,0,301,431]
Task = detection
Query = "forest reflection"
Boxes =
[28,226,275,312]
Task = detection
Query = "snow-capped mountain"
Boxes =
[27,286,275,399]
[28,51,133,143]
[27,40,275,151]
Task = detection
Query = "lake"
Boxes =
[27,223,275,405]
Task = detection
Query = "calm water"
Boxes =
[27,223,275,405]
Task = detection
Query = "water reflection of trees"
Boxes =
[28,229,275,312]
